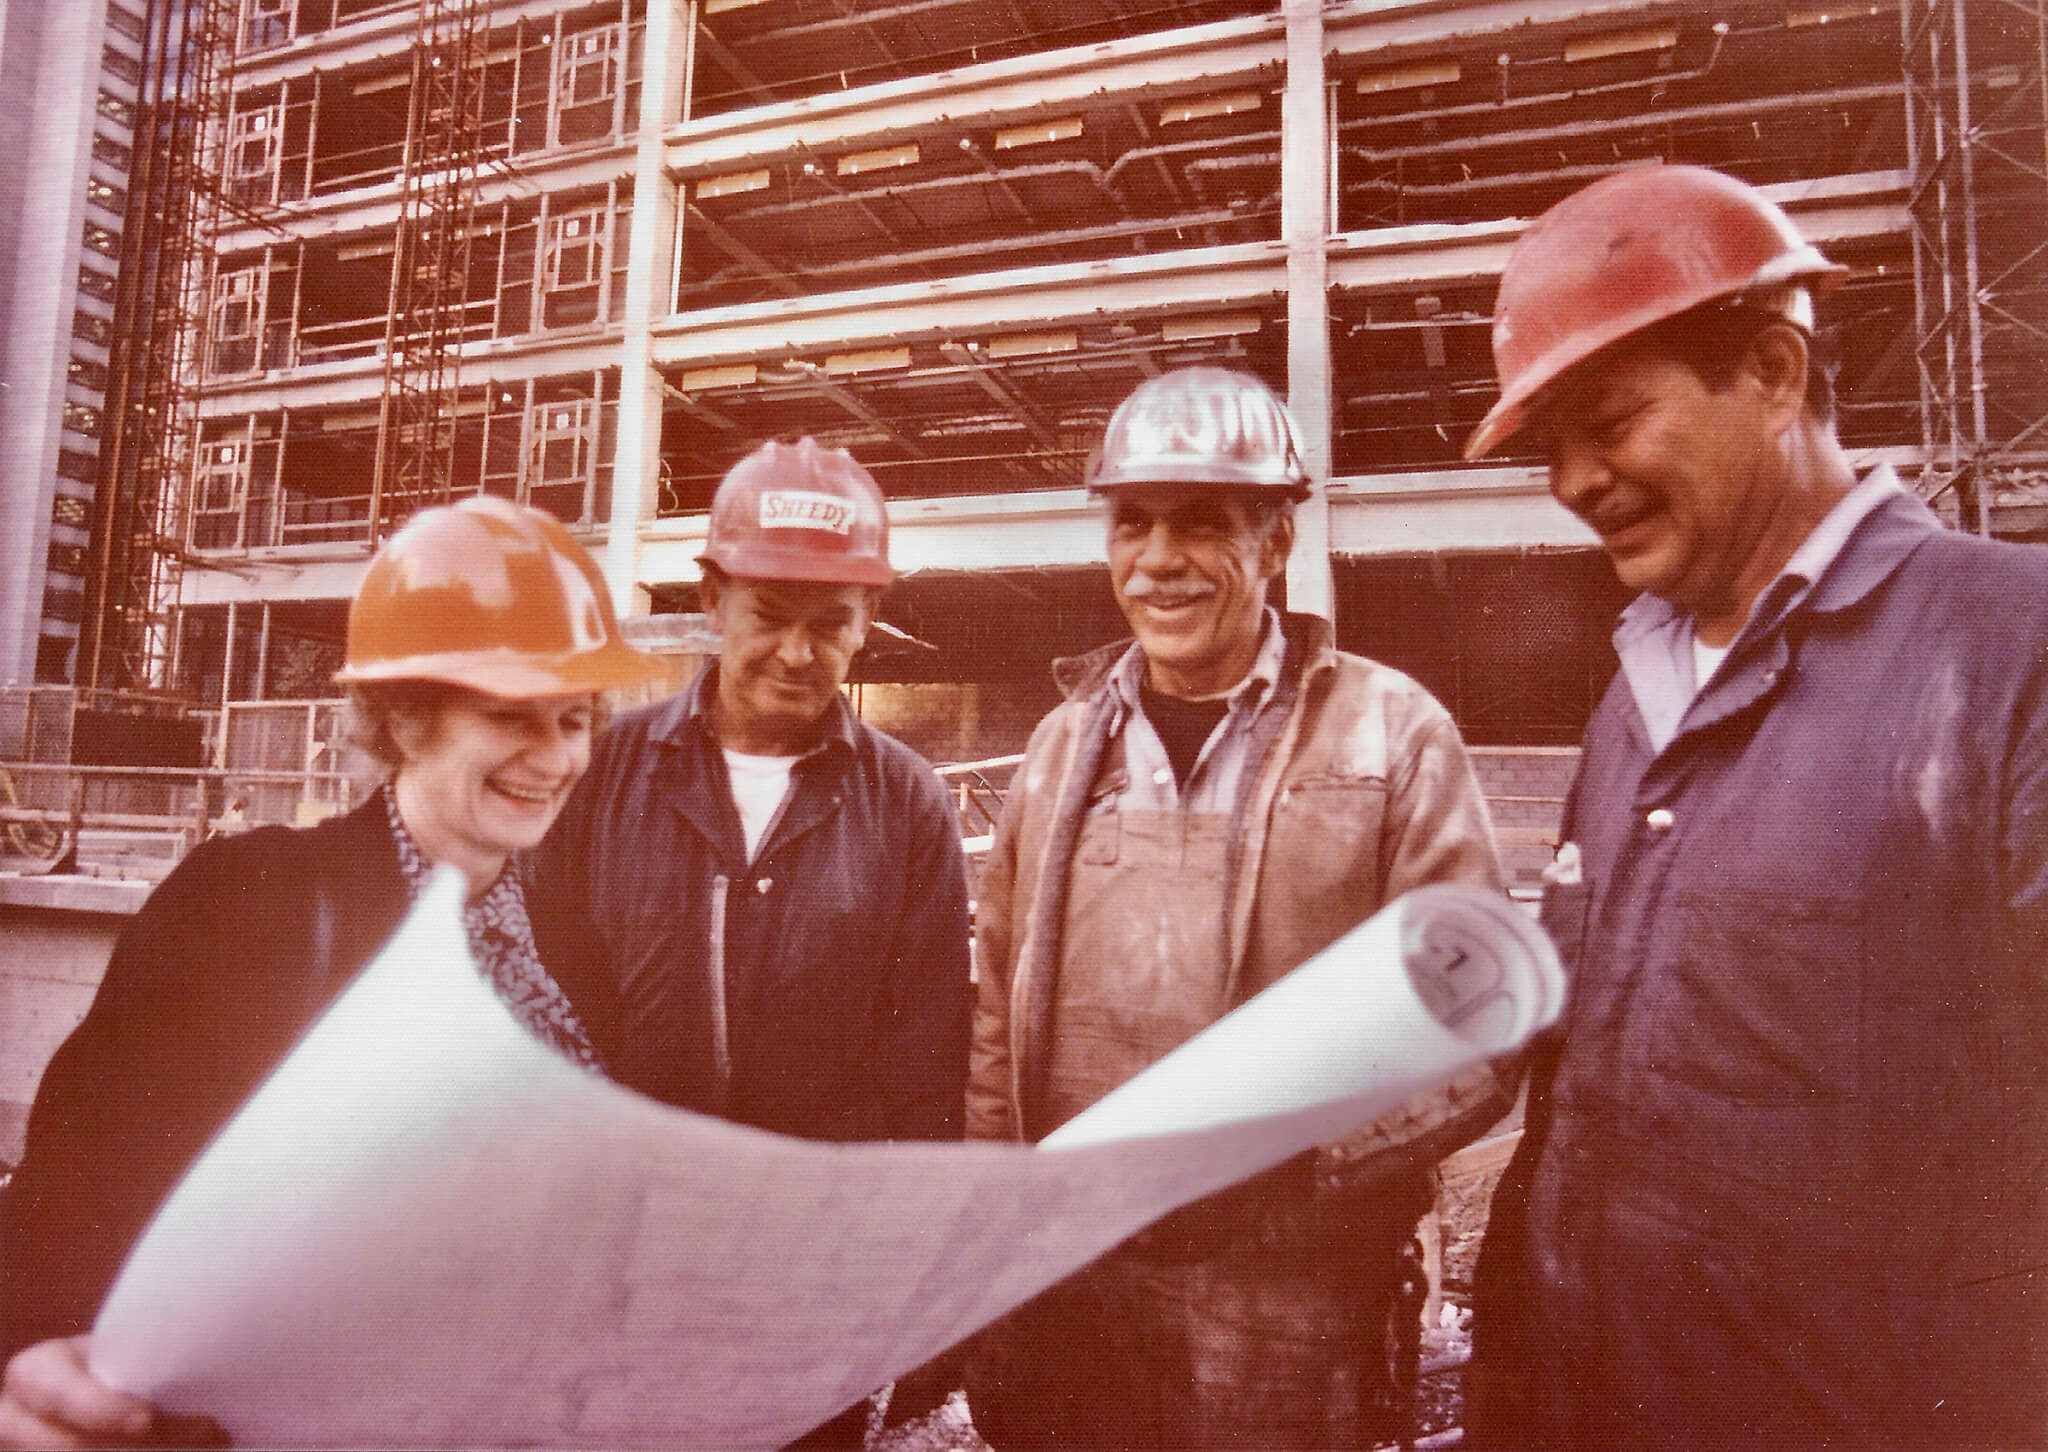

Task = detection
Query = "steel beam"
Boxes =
[1325,0,1711,60]
[1283,0,1334,618]
[665,14,1286,177]
[650,239,1289,364]
[607,0,690,615]
[229,0,579,88]
[211,149,634,253]
[177,444,1937,606]
[647,173,1907,367]
[196,336,626,417]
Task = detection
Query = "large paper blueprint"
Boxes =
[90,870,1561,1449]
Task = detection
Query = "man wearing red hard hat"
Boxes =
[1463,165,2048,1448]
[525,440,971,1445]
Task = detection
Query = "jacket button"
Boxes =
[755,877,773,894]
[1645,808,1675,833]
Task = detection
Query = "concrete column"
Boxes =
[0,4,99,682]
[1281,0,1333,621]
[604,0,690,617]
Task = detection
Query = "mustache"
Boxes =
[1120,578,1214,604]
[1575,489,1654,535]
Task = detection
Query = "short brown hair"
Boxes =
[343,681,612,772]
[1624,299,1839,424]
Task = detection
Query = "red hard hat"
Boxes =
[1085,366,1311,498]
[699,438,894,587]
[1464,165,1849,459]
[334,496,669,698]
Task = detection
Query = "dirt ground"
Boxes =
[867,1149,1514,1452]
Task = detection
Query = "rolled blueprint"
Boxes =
[1046,881,1561,1148]
[92,873,1561,1450]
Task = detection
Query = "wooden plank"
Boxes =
[1441,1127,1522,1182]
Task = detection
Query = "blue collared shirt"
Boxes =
[1614,467,1909,753]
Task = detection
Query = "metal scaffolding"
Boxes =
[1903,0,2048,533]
[83,0,237,691]
[368,0,491,536]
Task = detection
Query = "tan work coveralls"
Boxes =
[966,613,1509,1449]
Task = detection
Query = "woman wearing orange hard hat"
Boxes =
[0,498,667,1448]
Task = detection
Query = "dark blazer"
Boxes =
[4,799,416,1354]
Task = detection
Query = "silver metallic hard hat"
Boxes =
[1084,366,1312,499]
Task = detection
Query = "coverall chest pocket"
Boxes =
[1645,887,1864,1106]
[1077,808,1119,866]
[1265,777,1388,907]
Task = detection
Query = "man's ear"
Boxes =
[1744,321,1810,425]
[697,568,725,618]
[847,588,881,650]
[1261,507,1296,581]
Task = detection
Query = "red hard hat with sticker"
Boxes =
[700,438,895,587]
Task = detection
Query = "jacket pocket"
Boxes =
[1643,887,1863,1106]
[1537,878,1591,980]
[1077,808,1119,866]
[1266,776,1390,908]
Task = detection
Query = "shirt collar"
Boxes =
[1768,467,1908,612]
[1609,466,1917,751]
[1614,466,1912,654]
[381,782,522,916]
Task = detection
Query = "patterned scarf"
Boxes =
[381,785,602,1070]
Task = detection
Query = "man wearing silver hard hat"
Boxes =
[962,366,1508,1447]
[1464,165,2048,1449]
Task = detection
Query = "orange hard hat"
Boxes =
[334,496,669,698]
[1085,366,1311,498]
[1464,165,1849,459]
[699,438,894,587]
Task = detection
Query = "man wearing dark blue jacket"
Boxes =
[1462,165,2048,1449]
[527,439,971,1443]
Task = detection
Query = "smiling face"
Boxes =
[1533,336,1810,644]
[391,690,597,894]
[1106,486,1291,699]
[701,570,876,755]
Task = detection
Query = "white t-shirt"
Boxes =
[722,748,797,862]
[1692,632,1731,695]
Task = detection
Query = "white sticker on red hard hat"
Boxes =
[758,490,855,535]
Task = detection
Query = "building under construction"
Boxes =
[9,0,2048,775]
[1,0,2045,1395]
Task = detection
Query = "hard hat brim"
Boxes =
[698,545,896,588]
[1084,466,1313,500]
[333,640,673,699]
